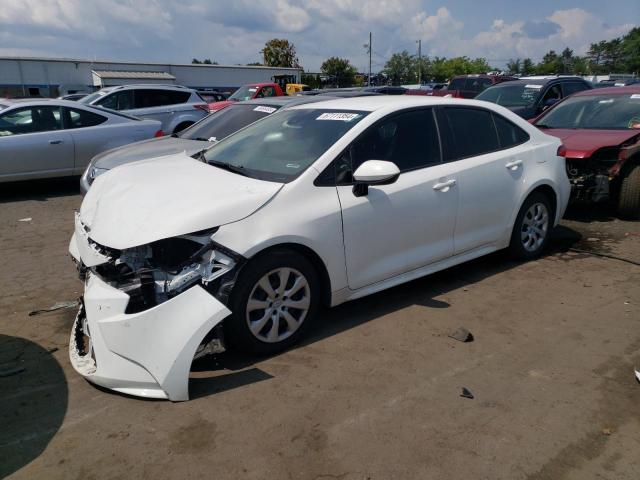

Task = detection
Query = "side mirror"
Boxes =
[352,160,400,197]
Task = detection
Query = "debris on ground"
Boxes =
[47,347,59,354]
[460,387,474,399]
[18,217,32,222]
[449,327,474,343]
[28,300,79,316]
[635,369,640,383]
[0,366,25,378]
[602,427,614,436]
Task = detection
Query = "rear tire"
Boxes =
[509,192,552,260]
[617,165,640,220]
[225,250,320,356]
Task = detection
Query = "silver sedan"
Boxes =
[0,98,162,183]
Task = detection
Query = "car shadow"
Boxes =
[563,202,618,224]
[190,224,584,398]
[0,177,80,204]
[0,334,68,478]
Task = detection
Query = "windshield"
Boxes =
[203,109,368,182]
[181,104,279,141]
[78,91,109,104]
[228,86,258,102]
[536,93,640,130]
[477,84,543,107]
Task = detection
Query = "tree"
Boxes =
[261,39,300,68]
[321,57,357,87]
[506,58,521,75]
[383,50,416,84]
[192,58,218,65]
[536,50,561,74]
[521,58,535,75]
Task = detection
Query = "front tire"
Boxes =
[617,165,640,220]
[225,250,320,356]
[509,192,552,260]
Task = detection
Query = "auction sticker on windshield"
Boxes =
[316,112,361,121]
[524,84,543,89]
[630,94,640,99]
[254,106,277,113]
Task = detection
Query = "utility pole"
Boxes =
[364,32,372,86]
[416,39,422,85]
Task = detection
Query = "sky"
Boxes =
[0,0,637,72]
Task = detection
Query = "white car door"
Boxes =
[436,107,532,254]
[0,105,74,180]
[335,108,458,290]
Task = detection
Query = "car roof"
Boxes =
[490,77,586,87]
[0,98,92,108]
[287,95,486,112]
[235,96,333,107]
[98,84,195,92]
[572,85,640,96]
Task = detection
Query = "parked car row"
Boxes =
[68,94,572,400]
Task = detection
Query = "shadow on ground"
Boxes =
[190,223,585,398]
[0,335,68,478]
[0,177,80,204]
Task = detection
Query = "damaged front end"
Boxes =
[68,213,244,401]
[566,137,640,203]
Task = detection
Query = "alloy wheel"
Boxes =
[521,202,549,252]
[245,268,311,343]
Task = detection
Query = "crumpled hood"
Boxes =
[543,128,640,159]
[80,152,283,250]
[93,136,213,170]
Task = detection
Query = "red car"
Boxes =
[426,74,515,99]
[533,86,640,218]
[208,83,285,112]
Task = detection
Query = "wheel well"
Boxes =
[249,244,332,307]
[529,184,557,222]
[173,121,194,134]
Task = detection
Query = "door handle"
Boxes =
[49,140,64,145]
[505,159,523,170]
[433,179,456,191]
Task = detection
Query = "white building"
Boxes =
[0,56,302,97]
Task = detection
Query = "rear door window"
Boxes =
[0,106,62,136]
[439,107,500,160]
[64,107,107,128]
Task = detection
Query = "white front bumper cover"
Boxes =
[69,273,231,401]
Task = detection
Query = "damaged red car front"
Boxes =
[533,86,640,218]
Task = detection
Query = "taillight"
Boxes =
[557,145,567,157]
[154,130,164,138]
[193,103,210,113]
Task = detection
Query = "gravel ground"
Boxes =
[1,178,639,480]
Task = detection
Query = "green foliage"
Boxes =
[191,58,218,65]
[383,50,416,84]
[261,39,300,68]
[301,73,322,89]
[321,57,357,87]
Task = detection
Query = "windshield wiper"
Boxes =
[208,160,249,177]
[536,124,550,129]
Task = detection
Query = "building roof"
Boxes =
[0,56,302,71]
[92,70,176,80]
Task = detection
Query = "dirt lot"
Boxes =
[1,178,639,480]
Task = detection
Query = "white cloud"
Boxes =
[410,7,463,41]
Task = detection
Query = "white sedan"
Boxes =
[68,96,570,400]
[0,98,162,183]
